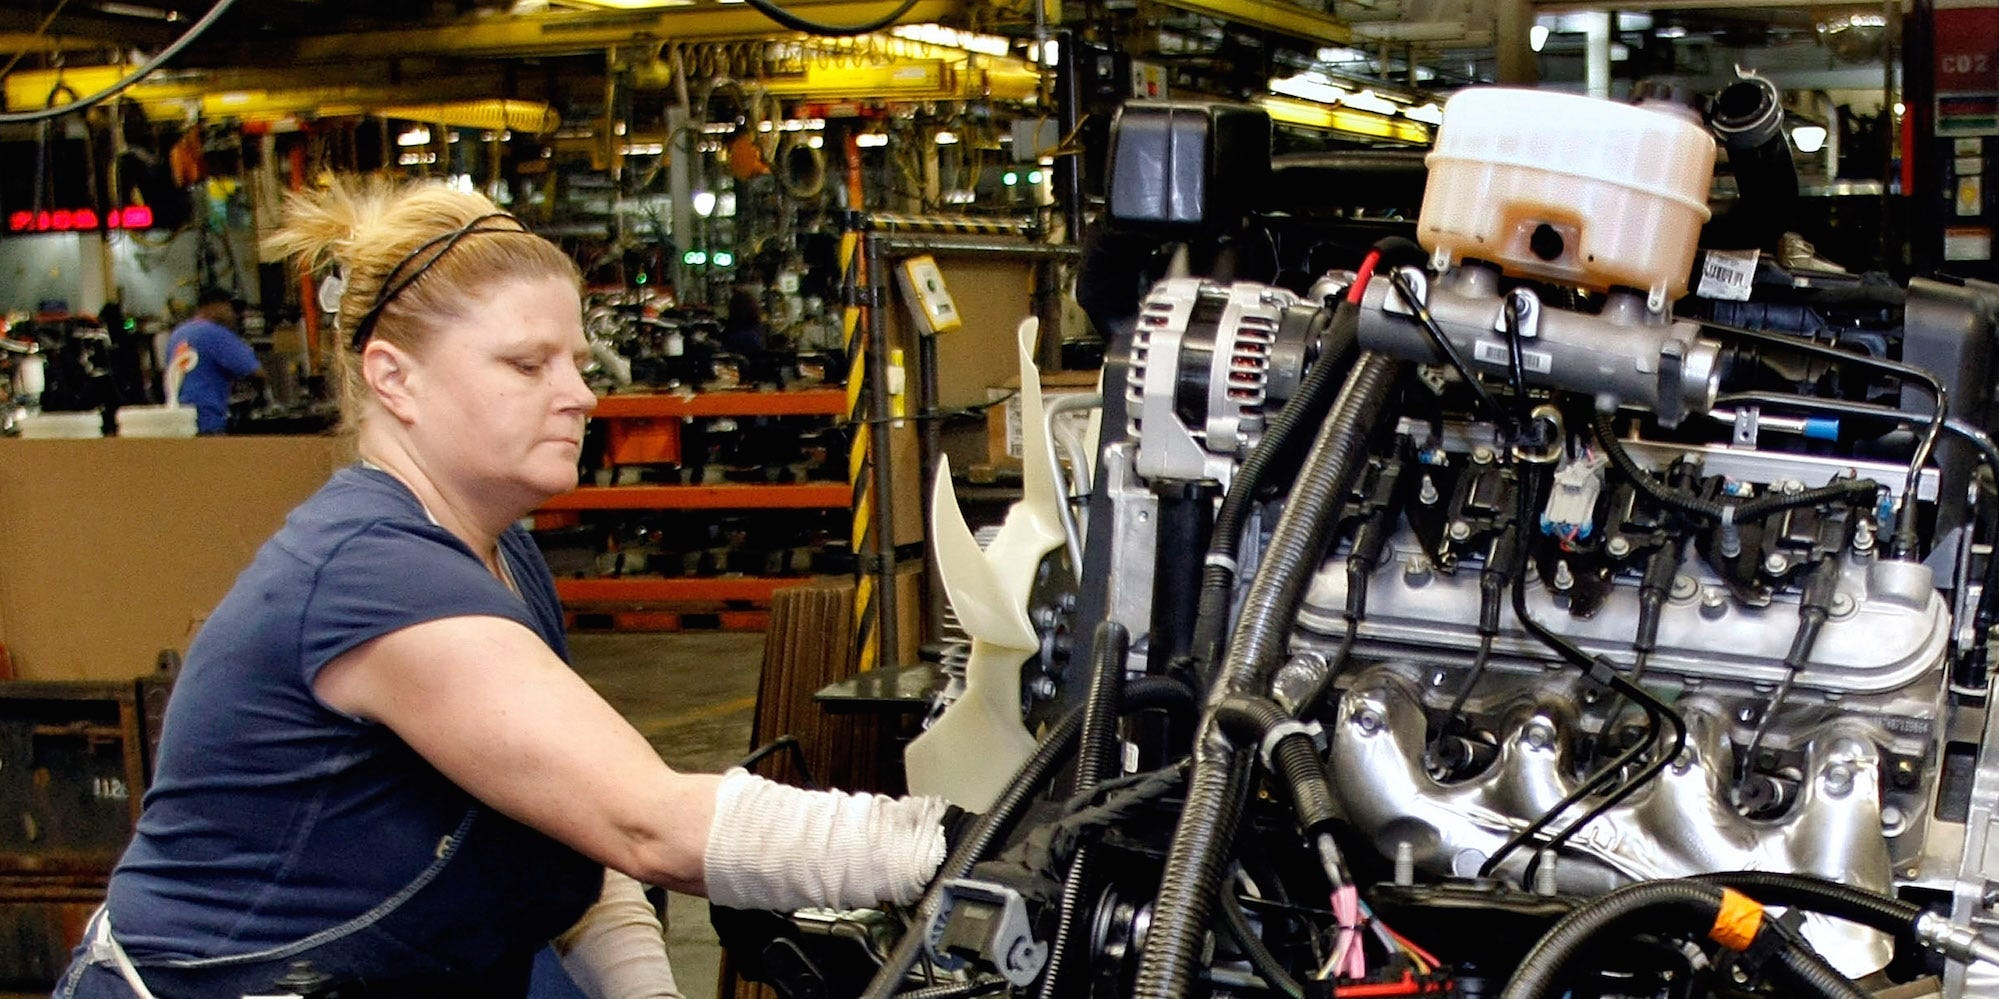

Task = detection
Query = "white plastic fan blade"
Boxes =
[904,639,1041,811]
[928,454,1036,649]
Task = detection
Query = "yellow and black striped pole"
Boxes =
[843,217,900,674]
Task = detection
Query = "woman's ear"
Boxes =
[361,342,420,425]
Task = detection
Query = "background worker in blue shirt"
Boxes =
[165,288,261,433]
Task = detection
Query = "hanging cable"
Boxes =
[741,0,921,37]
[0,0,76,83]
[0,0,240,124]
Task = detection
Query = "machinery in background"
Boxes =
[721,84,1999,999]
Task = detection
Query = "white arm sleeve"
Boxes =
[553,869,685,999]
[703,769,949,912]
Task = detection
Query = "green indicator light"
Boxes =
[635,272,647,284]
[1002,171,1019,186]
[683,250,708,266]
[1027,170,1043,184]
[714,251,734,267]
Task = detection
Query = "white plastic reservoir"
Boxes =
[1418,88,1717,307]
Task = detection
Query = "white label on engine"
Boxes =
[1472,340,1551,374]
[1697,249,1759,301]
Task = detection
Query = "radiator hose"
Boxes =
[1502,879,1866,999]
[1134,350,1403,999]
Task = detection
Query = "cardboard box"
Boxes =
[0,436,349,680]
[986,369,1102,471]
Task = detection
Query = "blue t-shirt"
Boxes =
[105,466,597,973]
[165,317,259,433]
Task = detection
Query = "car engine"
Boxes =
[727,83,1999,999]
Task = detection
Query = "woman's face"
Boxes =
[401,274,596,508]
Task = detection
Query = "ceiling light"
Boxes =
[935,131,959,145]
[1530,24,1550,52]
[397,127,432,147]
[856,133,889,147]
[1404,103,1445,125]
[692,191,717,217]
[1269,72,1350,105]
[1791,125,1828,153]
[1342,89,1400,115]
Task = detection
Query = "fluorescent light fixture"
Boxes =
[1404,102,1445,125]
[692,191,718,217]
[1269,72,1350,105]
[1316,46,1371,62]
[935,131,959,145]
[890,23,1010,57]
[1657,25,1687,38]
[621,142,665,155]
[397,126,432,147]
[1790,125,1828,153]
[1529,24,1550,52]
[569,0,694,6]
[1342,89,1400,115]
[856,133,889,147]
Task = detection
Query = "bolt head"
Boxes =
[1606,536,1631,558]
[1448,520,1472,542]
[1355,710,1383,735]
[1524,724,1554,750]
[1472,445,1495,465]
[1763,552,1791,575]
[1031,676,1058,699]
[1671,574,1699,601]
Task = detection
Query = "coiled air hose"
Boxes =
[860,676,1193,999]
[1134,351,1403,999]
[1034,621,1131,999]
[1502,879,1866,999]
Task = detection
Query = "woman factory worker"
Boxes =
[56,181,948,998]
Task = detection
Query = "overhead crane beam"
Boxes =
[1150,0,1352,46]
[275,1,963,63]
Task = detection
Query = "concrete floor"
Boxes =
[569,630,765,999]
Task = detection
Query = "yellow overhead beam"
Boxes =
[1153,0,1351,45]
[4,64,562,130]
[758,59,1039,101]
[1257,95,1430,145]
[284,1,962,62]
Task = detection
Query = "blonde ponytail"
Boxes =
[265,178,579,425]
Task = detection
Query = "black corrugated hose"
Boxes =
[1502,879,1865,999]
[1134,351,1404,999]
[860,676,1193,999]
[1034,621,1131,999]
[1211,695,1340,845]
[891,977,1008,999]
[1187,298,1359,681]
[1186,236,1423,687]
[1691,870,1920,932]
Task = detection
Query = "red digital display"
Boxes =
[6,205,155,233]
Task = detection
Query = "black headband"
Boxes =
[348,212,531,351]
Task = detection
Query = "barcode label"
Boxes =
[1697,249,1758,301]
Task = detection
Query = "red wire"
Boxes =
[1335,972,1451,997]
[1348,250,1383,305]
[1383,927,1441,968]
